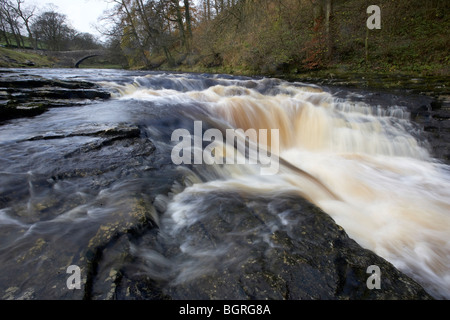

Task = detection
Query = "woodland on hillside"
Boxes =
[99,0,449,74]
[0,0,102,51]
[1,0,448,74]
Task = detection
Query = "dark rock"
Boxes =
[0,73,111,123]
[89,192,432,300]
[411,98,450,164]
[6,88,111,101]
[0,123,161,300]
[0,102,48,121]
[411,105,431,119]
[0,78,97,90]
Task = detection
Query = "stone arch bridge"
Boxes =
[42,49,108,68]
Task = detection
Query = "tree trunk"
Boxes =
[15,0,37,49]
[136,0,155,41]
[25,23,35,49]
[119,0,150,67]
[183,0,193,52]
[9,24,22,48]
[171,0,186,49]
[1,30,10,46]
[365,27,369,65]
[0,21,10,46]
[16,25,25,48]
[324,0,332,60]
[214,0,219,15]
[311,0,323,29]
[163,46,175,67]
[324,0,331,35]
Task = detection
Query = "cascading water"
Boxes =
[0,69,448,300]
[104,73,450,299]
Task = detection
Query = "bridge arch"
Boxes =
[74,54,102,68]
[43,49,107,68]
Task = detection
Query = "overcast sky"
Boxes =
[28,0,113,38]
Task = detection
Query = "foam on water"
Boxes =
[95,74,450,298]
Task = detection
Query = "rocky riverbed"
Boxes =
[291,72,450,164]
[0,68,448,300]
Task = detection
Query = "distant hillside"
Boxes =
[0,31,47,51]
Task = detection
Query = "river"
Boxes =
[0,68,449,300]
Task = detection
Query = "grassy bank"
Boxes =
[0,47,55,68]
[0,47,124,69]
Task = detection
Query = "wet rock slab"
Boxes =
[0,72,111,123]
[96,192,432,300]
[0,123,161,300]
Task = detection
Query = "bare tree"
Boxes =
[0,5,11,46]
[0,0,24,48]
[11,0,36,49]
[168,0,186,48]
[111,0,150,66]
[31,10,74,51]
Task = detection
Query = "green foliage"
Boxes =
[0,32,45,49]
[0,47,55,68]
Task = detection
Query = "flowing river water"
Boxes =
[0,68,449,299]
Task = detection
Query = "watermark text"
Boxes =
[367,5,381,30]
[171,121,279,175]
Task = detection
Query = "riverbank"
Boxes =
[2,46,447,97]
[0,47,55,68]
[159,62,449,95]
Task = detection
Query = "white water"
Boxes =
[105,73,450,299]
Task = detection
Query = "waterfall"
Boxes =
[105,73,450,299]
